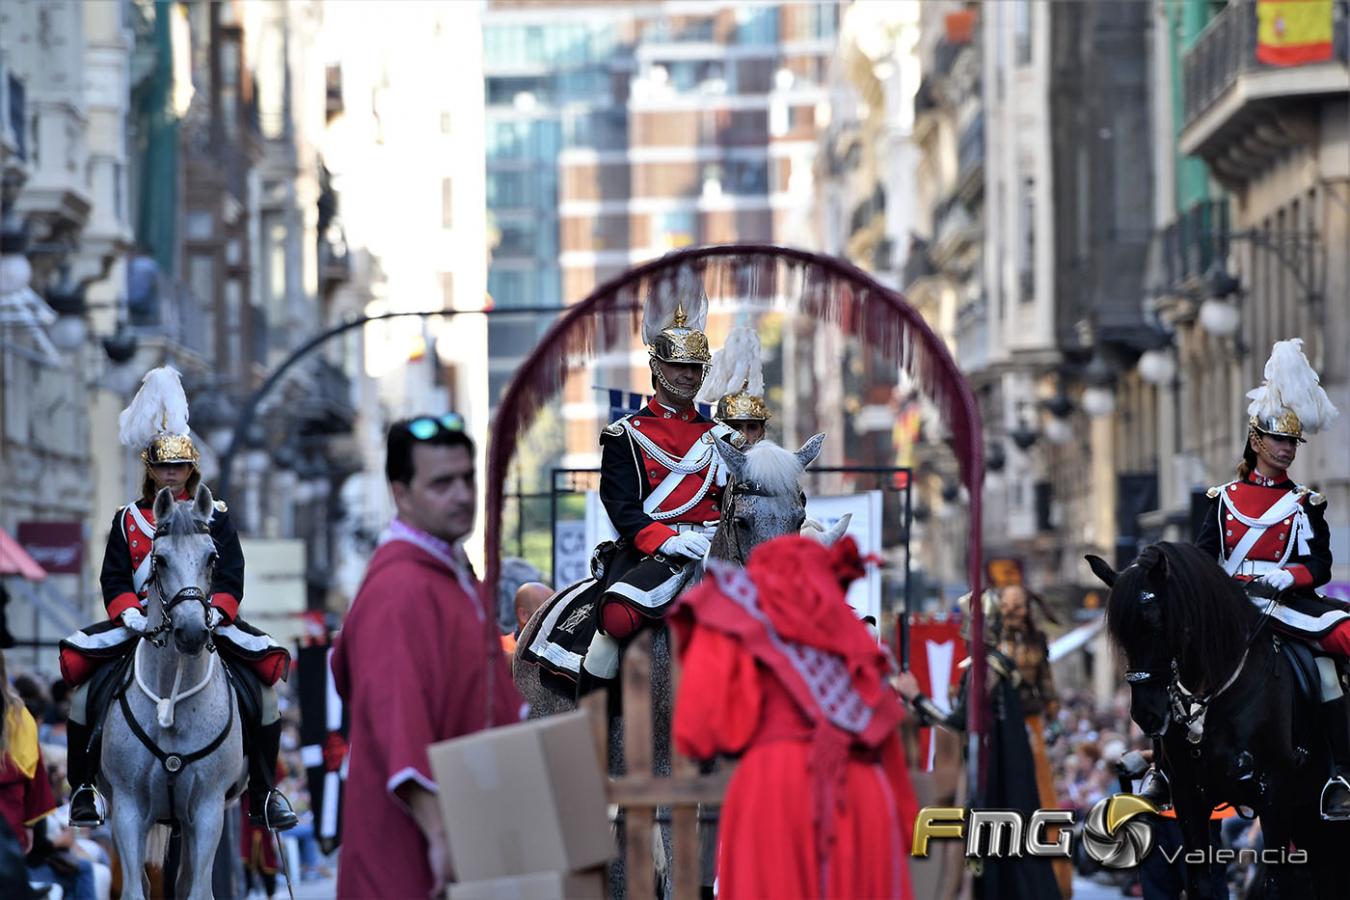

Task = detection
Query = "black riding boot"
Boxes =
[66,719,105,827]
[1320,698,1350,820]
[248,720,298,831]
[1135,740,1172,809]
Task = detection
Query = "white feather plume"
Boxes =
[1246,338,1339,435]
[697,325,764,404]
[642,267,709,345]
[118,366,191,449]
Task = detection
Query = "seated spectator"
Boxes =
[0,652,57,855]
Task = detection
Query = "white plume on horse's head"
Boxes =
[741,440,806,495]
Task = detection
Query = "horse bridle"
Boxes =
[144,521,218,649]
[1125,588,1276,745]
[718,479,806,566]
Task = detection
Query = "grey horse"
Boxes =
[100,485,245,900]
[513,434,849,892]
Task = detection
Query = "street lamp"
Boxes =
[1137,347,1177,385]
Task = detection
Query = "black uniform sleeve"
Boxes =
[1193,494,1222,560]
[209,508,246,602]
[598,429,659,543]
[1293,499,1332,588]
[99,509,135,609]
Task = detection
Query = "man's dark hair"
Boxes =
[385,417,475,486]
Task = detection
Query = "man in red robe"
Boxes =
[673,535,918,899]
[332,415,524,899]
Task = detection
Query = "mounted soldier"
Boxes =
[521,284,735,696]
[697,325,771,448]
[1138,338,1346,820]
[60,367,296,831]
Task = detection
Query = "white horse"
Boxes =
[100,485,245,900]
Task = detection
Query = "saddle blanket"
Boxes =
[521,555,698,692]
[1253,590,1350,641]
[59,617,290,688]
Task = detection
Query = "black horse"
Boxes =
[1088,542,1349,899]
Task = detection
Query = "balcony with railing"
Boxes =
[128,272,211,359]
[1159,199,1230,289]
[1181,0,1349,168]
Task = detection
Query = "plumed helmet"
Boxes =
[642,269,711,366]
[1245,338,1339,442]
[118,366,200,466]
[698,325,771,422]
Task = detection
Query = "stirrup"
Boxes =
[69,785,106,827]
[262,788,298,831]
[1320,775,1350,821]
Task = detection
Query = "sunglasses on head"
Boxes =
[404,413,466,440]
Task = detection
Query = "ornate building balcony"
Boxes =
[1181,0,1349,181]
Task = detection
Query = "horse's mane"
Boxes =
[159,500,206,538]
[741,441,804,496]
[1106,541,1257,692]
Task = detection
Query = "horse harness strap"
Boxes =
[1169,644,1252,745]
[118,680,235,816]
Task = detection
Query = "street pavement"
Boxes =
[278,873,1132,899]
[1074,873,1133,900]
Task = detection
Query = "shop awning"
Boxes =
[0,527,47,581]
[1048,615,1105,662]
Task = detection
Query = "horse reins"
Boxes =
[1153,590,1281,745]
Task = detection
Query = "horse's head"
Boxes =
[1088,550,1172,737]
[150,484,218,656]
[712,433,826,563]
[1089,542,1256,739]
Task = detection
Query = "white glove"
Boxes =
[121,608,150,633]
[207,607,225,629]
[1259,568,1296,592]
[658,531,711,560]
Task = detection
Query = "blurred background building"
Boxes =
[1,0,1347,673]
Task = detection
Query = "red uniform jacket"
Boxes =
[1194,473,1331,590]
[599,400,730,555]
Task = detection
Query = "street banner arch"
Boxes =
[482,244,989,770]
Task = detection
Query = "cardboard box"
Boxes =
[430,710,611,882]
[448,869,605,900]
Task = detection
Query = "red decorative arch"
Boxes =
[483,245,988,743]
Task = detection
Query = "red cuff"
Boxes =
[634,523,678,556]
[210,593,240,623]
[107,593,141,621]
[1286,564,1314,588]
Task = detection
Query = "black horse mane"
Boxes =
[1106,541,1258,692]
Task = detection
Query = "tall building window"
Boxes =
[1019,176,1036,302]
[440,111,453,133]
[1014,0,1032,65]
[442,177,453,229]
[735,6,779,45]
[653,210,696,250]
[441,272,454,309]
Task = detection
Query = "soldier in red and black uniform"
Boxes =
[61,367,295,831]
[577,304,735,691]
[1141,338,1348,819]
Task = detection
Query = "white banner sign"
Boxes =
[804,492,884,623]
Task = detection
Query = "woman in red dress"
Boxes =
[672,535,917,900]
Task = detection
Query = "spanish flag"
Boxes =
[1256,0,1334,66]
